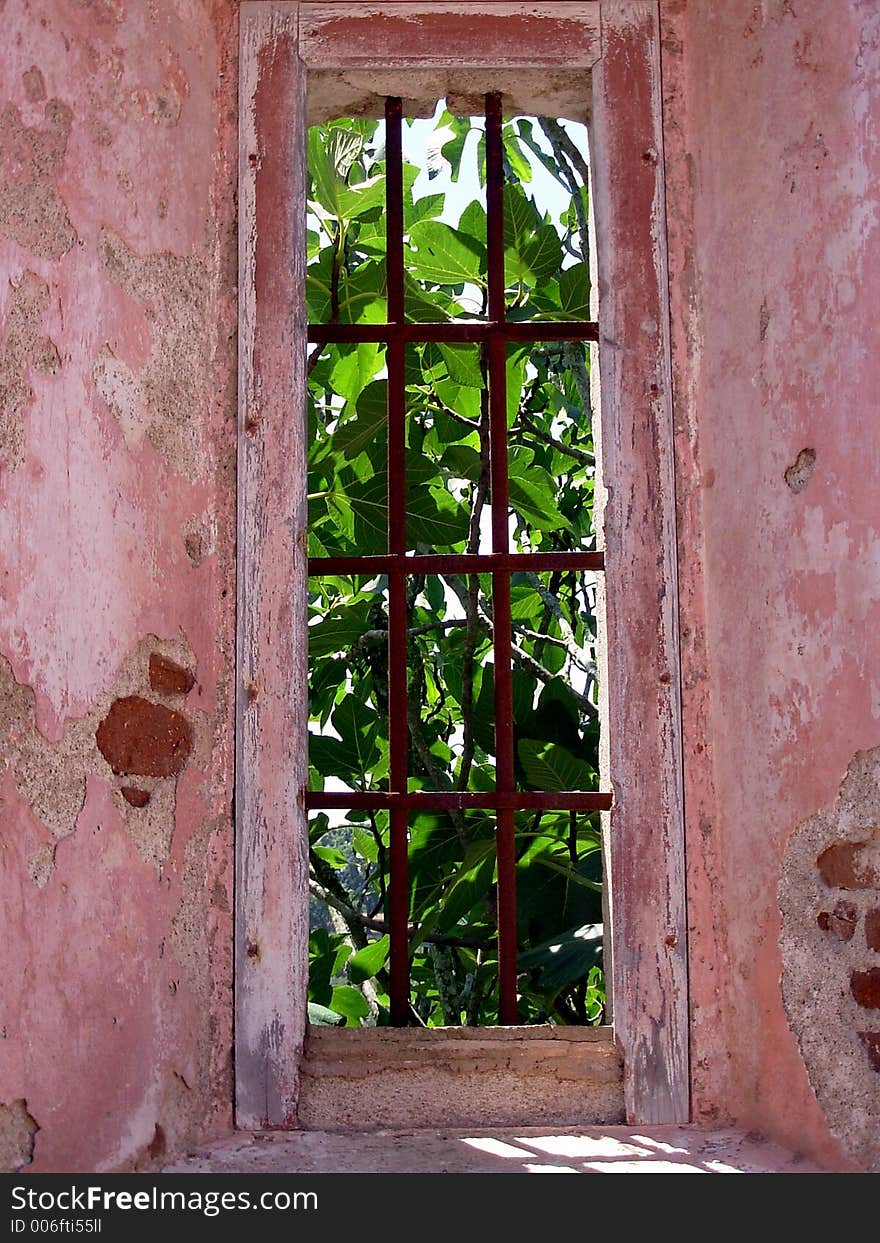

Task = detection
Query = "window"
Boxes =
[305,94,608,1029]
[236,1,687,1130]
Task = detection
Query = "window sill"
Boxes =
[298,1025,624,1130]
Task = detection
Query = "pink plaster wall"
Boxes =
[0,0,239,1170]
[2,0,879,1173]
[662,0,880,1169]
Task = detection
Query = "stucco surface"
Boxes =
[662,0,880,1170]
[0,0,238,1171]
[1,0,879,1173]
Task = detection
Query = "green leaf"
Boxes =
[437,343,484,389]
[335,174,387,222]
[338,261,387,323]
[408,192,445,226]
[440,444,482,482]
[515,119,569,187]
[535,854,602,892]
[558,262,591,319]
[308,1001,345,1026]
[518,739,596,791]
[436,840,496,934]
[408,220,485,286]
[437,114,472,181]
[503,185,563,288]
[458,198,487,241]
[308,126,365,216]
[347,463,471,552]
[409,472,471,548]
[518,923,602,991]
[329,984,370,1024]
[310,694,381,783]
[308,611,370,658]
[348,934,390,984]
[352,827,379,863]
[507,350,525,425]
[328,343,383,404]
[522,224,564,285]
[308,928,336,1005]
[312,844,349,871]
[433,378,481,425]
[306,256,387,324]
[403,272,461,323]
[508,451,570,532]
[334,379,387,460]
[503,125,533,184]
[309,735,358,782]
[503,183,540,256]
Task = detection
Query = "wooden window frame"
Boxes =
[236,0,688,1129]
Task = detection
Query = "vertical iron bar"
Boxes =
[385,97,410,1025]
[485,92,518,1024]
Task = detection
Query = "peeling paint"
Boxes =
[22,67,46,105]
[0,1099,37,1171]
[0,654,88,841]
[0,270,60,470]
[784,447,816,493]
[0,635,202,869]
[0,0,236,1174]
[665,0,880,1170]
[94,228,210,475]
[0,99,76,258]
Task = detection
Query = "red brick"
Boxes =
[96,696,192,778]
[816,899,858,941]
[120,785,151,808]
[816,840,879,890]
[858,1032,880,1073]
[865,909,880,953]
[850,968,880,1010]
[149,653,196,696]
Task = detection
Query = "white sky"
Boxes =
[404,101,588,232]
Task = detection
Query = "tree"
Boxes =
[305,106,604,1028]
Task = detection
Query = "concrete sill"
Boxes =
[298,1025,624,1130]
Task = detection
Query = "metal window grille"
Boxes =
[305,94,611,1025]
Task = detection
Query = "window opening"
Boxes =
[305,94,610,1028]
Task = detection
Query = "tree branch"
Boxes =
[518,410,593,466]
[538,118,590,267]
[309,880,491,950]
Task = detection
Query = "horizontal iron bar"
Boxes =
[309,551,604,577]
[308,320,599,345]
[305,791,612,812]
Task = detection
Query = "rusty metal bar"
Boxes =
[485,92,518,1025]
[308,551,604,577]
[308,320,599,344]
[306,790,612,812]
[384,96,410,1026]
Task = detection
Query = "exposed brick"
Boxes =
[147,1124,166,1160]
[816,840,879,890]
[858,1032,880,1073]
[183,531,203,565]
[149,653,195,696]
[96,696,192,778]
[850,967,880,1010]
[120,785,150,808]
[865,909,880,953]
[816,899,858,941]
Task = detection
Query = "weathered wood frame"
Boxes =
[236,0,688,1128]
